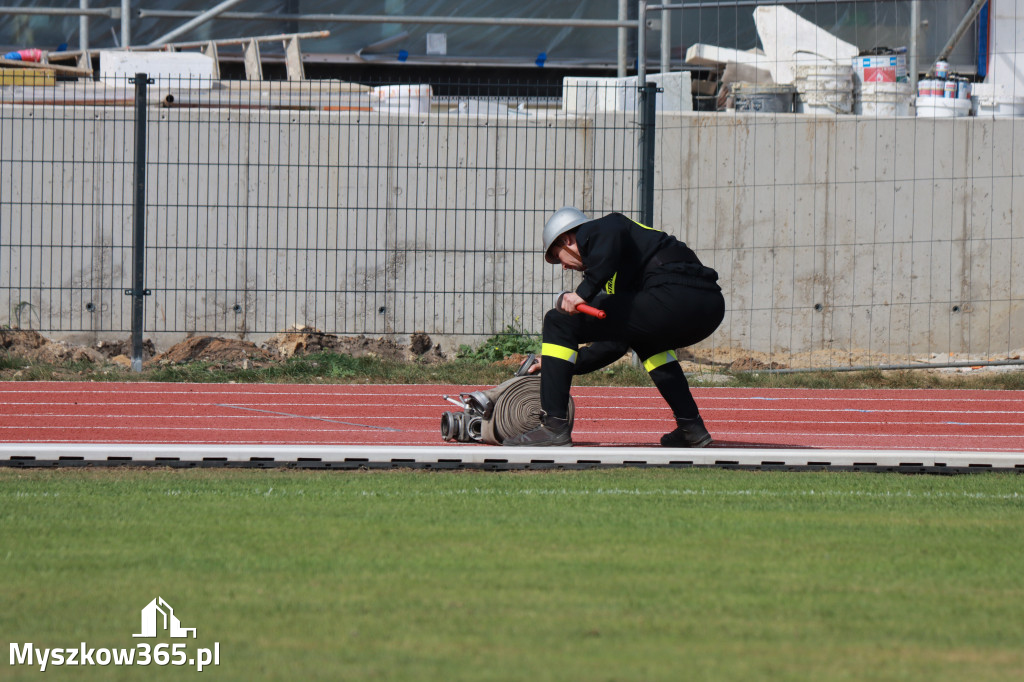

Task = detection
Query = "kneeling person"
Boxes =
[504,207,725,447]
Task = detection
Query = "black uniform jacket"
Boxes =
[572,212,707,303]
[570,213,720,374]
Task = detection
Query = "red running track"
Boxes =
[1,382,1024,452]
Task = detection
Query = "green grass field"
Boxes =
[2,467,1023,681]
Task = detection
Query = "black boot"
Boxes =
[503,416,572,447]
[660,416,713,448]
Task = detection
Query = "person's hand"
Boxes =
[560,291,584,314]
[528,356,542,374]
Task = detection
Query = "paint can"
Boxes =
[956,78,972,100]
[943,80,958,99]
[917,79,943,97]
[934,60,950,79]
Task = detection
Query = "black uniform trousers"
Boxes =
[540,265,725,421]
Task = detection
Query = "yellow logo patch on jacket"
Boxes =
[604,272,617,295]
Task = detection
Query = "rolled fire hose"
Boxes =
[479,375,575,445]
[441,353,575,445]
[477,297,603,440]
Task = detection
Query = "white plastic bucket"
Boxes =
[915,96,971,118]
[970,83,1024,118]
[794,62,853,82]
[856,81,913,116]
[373,84,432,113]
[974,98,1024,117]
[795,91,854,115]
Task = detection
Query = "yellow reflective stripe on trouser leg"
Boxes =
[643,349,678,372]
[542,343,578,363]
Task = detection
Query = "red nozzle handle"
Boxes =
[577,303,607,319]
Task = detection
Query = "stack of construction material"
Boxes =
[793,62,854,114]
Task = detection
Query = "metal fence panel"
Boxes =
[0,76,643,346]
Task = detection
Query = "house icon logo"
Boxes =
[132,597,197,639]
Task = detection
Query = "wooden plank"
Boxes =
[0,57,92,76]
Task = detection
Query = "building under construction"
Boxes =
[0,1,990,83]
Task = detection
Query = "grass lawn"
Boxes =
[2,467,1023,681]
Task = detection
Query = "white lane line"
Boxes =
[0,424,1020,442]
[0,425,418,434]
[5,399,1024,418]
[9,399,1022,412]
[4,413,1023,429]
[0,401,450,405]
[0,410,436,420]
[3,386,1024,404]
[213,404,401,432]
[0,387,458,397]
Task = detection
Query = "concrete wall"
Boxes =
[1,101,1022,364]
[655,112,1024,360]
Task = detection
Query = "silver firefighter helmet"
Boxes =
[542,206,590,264]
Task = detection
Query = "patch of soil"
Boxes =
[0,329,47,353]
[19,326,1014,378]
[263,325,341,358]
[684,345,919,371]
[496,353,530,368]
[409,332,433,356]
[328,334,441,363]
[1,326,447,372]
[94,338,156,361]
[495,353,539,372]
[153,336,275,365]
[406,332,447,363]
[262,326,445,363]
[727,357,787,372]
[0,329,104,364]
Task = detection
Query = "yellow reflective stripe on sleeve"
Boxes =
[643,349,678,372]
[542,343,578,363]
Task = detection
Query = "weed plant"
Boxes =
[457,322,541,363]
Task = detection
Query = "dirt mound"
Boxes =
[727,357,788,371]
[496,352,533,369]
[154,329,446,366]
[94,338,156,360]
[263,325,340,357]
[1,329,103,364]
[326,334,447,362]
[0,329,47,353]
[154,336,276,365]
[331,332,445,363]
[409,332,433,356]
[407,333,446,363]
[262,326,445,363]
